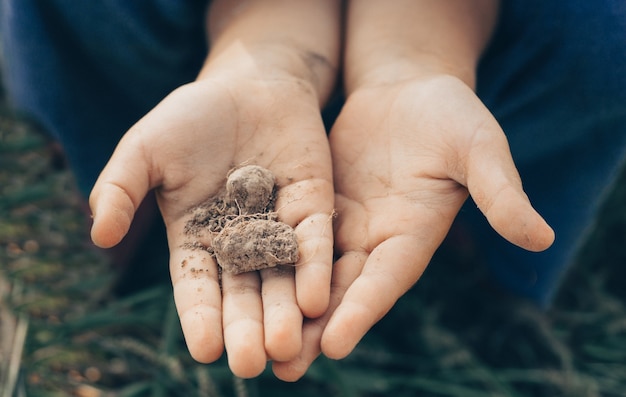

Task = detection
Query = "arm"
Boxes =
[205,0,339,104]
[344,0,498,92]
[274,0,554,381]
[338,0,553,264]
[90,0,340,378]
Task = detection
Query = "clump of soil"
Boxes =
[226,165,276,214]
[183,165,299,274]
[213,219,299,274]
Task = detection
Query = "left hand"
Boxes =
[273,74,554,380]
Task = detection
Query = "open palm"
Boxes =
[89,75,334,378]
[273,75,554,380]
[323,75,555,357]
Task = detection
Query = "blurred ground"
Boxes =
[1,94,626,396]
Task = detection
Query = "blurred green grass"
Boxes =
[1,97,626,397]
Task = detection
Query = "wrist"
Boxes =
[345,48,478,95]
[201,0,340,106]
[200,40,338,106]
[344,0,499,95]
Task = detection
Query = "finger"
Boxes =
[272,316,324,382]
[474,181,555,252]
[275,177,335,225]
[221,271,267,378]
[293,212,334,318]
[89,132,152,248]
[462,127,555,252]
[260,267,303,362]
[272,251,367,382]
[321,235,431,360]
[170,247,224,363]
[276,179,334,318]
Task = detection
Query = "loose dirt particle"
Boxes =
[183,165,298,274]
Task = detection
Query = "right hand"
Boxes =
[90,68,335,378]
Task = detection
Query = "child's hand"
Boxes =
[273,74,554,380]
[89,70,334,378]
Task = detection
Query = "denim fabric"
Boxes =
[469,0,626,306]
[2,1,626,305]
[1,0,209,194]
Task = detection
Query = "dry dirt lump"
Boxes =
[213,218,299,274]
[184,165,299,275]
[226,165,276,214]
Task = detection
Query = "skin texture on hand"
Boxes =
[273,0,544,382]
[89,73,335,378]
[273,75,555,381]
[88,0,554,383]
[90,0,340,379]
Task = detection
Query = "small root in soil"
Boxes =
[183,165,298,274]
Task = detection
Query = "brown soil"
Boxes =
[183,165,299,274]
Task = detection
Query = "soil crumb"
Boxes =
[213,219,299,273]
[183,165,299,274]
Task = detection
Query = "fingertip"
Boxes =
[293,211,334,318]
[509,203,556,253]
[272,318,325,381]
[264,304,303,362]
[320,308,362,360]
[227,347,267,379]
[180,308,224,363]
[544,224,556,248]
[89,187,136,248]
[297,280,330,319]
[479,186,556,253]
[301,304,329,323]
[266,333,302,363]
[224,315,267,378]
[526,220,555,252]
[320,331,354,360]
[90,211,131,249]
[272,359,310,382]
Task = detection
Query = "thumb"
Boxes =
[462,125,555,252]
[89,132,154,248]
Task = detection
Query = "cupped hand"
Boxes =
[89,73,334,378]
[273,74,554,381]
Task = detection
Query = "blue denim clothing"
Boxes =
[469,0,626,306]
[1,0,209,194]
[2,0,626,306]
